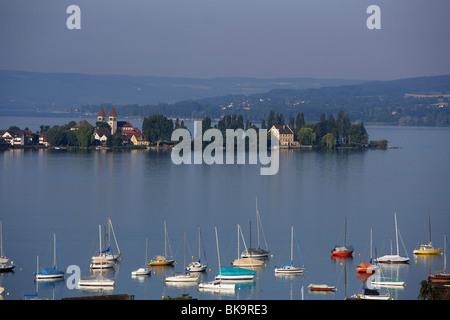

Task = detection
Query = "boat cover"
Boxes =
[217,267,256,276]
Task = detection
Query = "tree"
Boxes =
[74,123,94,148]
[321,133,336,150]
[142,114,174,143]
[45,127,67,146]
[298,125,316,145]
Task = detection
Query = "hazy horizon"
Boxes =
[1,1,449,80]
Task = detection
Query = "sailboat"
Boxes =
[356,228,379,274]
[90,225,115,269]
[131,237,151,276]
[165,232,199,283]
[241,198,269,258]
[198,227,235,292]
[34,233,65,280]
[375,213,410,264]
[428,233,450,284]
[413,212,442,255]
[93,218,121,262]
[0,221,15,272]
[232,224,263,268]
[149,220,175,266]
[331,217,353,257]
[186,226,208,272]
[275,226,306,274]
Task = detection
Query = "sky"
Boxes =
[0,0,449,80]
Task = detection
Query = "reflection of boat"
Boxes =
[186,227,207,272]
[351,288,390,300]
[428,233,450,284]
[198,227,235,292]
[331,218,353,257]
[149,220,175,266]
[356,228,379,274]
[371,277,404,287]
[275,226,305,274]
[375,213,410,264]
[0,221,14,272]
[232,224,263,268]
[132,238,151,276]
[34,234,65,280]
[77,273,115,288]
[413,213,442,255]
[308,284,336,292]
[241,198,269,258]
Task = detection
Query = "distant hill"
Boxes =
[0,69,366,112]
[1,70,449,126]
[109,75,450,126]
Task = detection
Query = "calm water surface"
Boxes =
[0,124,449,300]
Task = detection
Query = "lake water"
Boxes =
[0,120,449,301]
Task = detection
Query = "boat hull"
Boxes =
[308,284,336,292]
[375,254,410,264]
[149,259,175,266]
[428,273,450,284]
[131,268,151,276]
[275,265,305,274]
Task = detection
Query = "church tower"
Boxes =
[97,106,106,123]
[108,106,118,134]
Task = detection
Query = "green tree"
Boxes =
[142,114,174,143]
[74,123,94,148]
[321,133,336,150]
[45,127,67,146]
[298,125,316,145]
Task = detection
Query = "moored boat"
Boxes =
[149,220,175,267]
[215,267,256,281]
[274,226,305,275]
[375,213,410,264]
[308,284,336,292]
[413,213,442,255]
[34,234,65,280]
[331,218,353,257]
[428,233,450,284]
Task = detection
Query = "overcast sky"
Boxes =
[1,0,449,80]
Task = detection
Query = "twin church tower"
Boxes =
[97,106,118,134]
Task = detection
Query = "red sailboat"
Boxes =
[331,218,353,257]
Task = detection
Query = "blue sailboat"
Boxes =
[34,234,65,280]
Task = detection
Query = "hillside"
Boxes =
[0,69,365,112]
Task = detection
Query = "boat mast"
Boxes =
[428,212,432,244]
[290,226,294,263]
[344,217,347,247]
[164,220,167,258]
[53,233,56,268]
[394,213,399,256]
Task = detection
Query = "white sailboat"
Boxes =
[241,198,269,258]
[375,213,410,264]
[232,224,263,268]
[186,226,208,272]
[198,227,235,292]
[34,233,65,280]
[275,226,305,274]
[149,220,175,266]
[165,232,199,283]
[90,225,115,269]
[132,237,151,276]
[0,220,15,272]
[92,218,121,262]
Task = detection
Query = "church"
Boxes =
[96,106,149,146]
